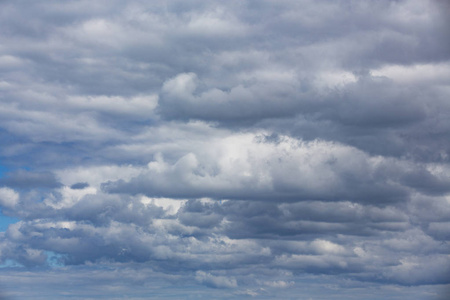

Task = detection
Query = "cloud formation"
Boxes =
[0,0,449,299]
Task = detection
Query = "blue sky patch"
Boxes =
[0,210,18,232]
[0,165,9,178]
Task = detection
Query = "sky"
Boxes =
[0,0,449,299]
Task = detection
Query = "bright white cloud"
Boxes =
[0,187,19,208]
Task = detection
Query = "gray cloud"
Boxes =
[70,182,89,190]
[0,170,62,189]
[0,0,449,299]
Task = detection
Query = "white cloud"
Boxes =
[371,63,450,85]
[141,196,186,215]
[195,271,238,289]
[310,240,348,255]
[44,186,97,209]
[0,187,19,208]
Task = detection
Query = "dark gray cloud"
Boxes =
[0,0,449,299]
[70,182,89,190]
[0,170,62,189]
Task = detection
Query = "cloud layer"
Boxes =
[0,0,449,299]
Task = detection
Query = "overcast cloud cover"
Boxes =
[0,0,449,299]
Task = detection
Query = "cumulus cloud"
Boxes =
[195,271,238,289]
[102,133,415,204]
[0,0,449,299]
[0,187,19,208]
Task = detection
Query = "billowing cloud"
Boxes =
[0,187,19,208]
[0,0,449,299]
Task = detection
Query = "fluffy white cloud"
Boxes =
[0,187,19,208]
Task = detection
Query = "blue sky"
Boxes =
[0,0,449,299]
[0,165,7,177]
[0,214,17,232]
[0,164,17,232]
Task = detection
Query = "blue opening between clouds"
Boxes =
[0,164,19,231]
[0,165,8,178]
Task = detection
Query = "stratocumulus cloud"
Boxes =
[0,0,449,299]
